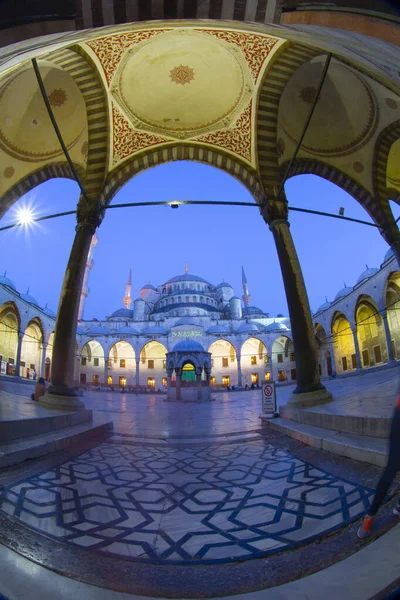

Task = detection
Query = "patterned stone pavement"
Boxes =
[0,438,374,564]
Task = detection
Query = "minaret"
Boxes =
[241,266,251,307]
[78,231,98,321]
[123,267,132,309]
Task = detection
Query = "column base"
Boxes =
[287,387,333,408]
[39,392,85,411]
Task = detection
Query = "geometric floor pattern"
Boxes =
[0,440,374,564]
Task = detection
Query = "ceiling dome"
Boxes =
[146,325,169,335]
[115,325,138,335]
[110,308,134,318]
[265,321,289,332]
[207,323,231,335]
[21,291,39,306]
[173,340,205,352]
[334,285,353,301]
[0,274,16,290]
[356,266,379,285]
[236,322,260,334]
[84,325,109,335]
[174,317,200,327]
[384,248,395,262]
[165,273,210,285]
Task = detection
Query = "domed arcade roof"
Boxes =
[236,322,260,334]
[145,325,169,335]
[384,248,395,262]
[207,323,231,334]
[356,266,379,285]
[0,274,16,290]
[334,285,354,301]
[315,299,331,313]
[265,321,289,332]
[21,291,39,306]
[85,325,110,335]
[42,304,56,317]
[173,340,205,352]
[174,317,201,327]
[115,325,139,335]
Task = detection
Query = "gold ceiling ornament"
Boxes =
[170,65,195,85]
[48,88,67,107]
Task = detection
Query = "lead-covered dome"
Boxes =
[42,304,56,317]
[110,308,133,318]
[243,306,264,316]
[173,340,205,352]
[216,282,233,289]
[356,266,379,285]
[21,291,39,306]
[174,317,200,327]
[334,285,353,301]
[85,325,110,335]
[146,324,169,335]
[236,321,260,334]
[207,323,231,335]
[141,283,157,291]
[165,273,210,285]
[115,325,138,335]
[265,321,289,332]
[384,248,395,262]
[0,274,16,290]
[315,298,331,313]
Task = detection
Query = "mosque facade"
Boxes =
[0,243,398,391]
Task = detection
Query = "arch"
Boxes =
[271,335,295,382]
[315,323,332,377]
[20,317,44,379]
[101,146,263,207]
[108,340,136,388]
[0,301,21,373]
[208,338,238,387]
[139,340,167,389]
[331,311,356,374]
[80,339,106,387]
[385,271,400,359]
[355,295,388,367]
[45,332,55,381]
[373,119,400,203]
[241,336,269,386]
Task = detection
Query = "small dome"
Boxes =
[165,274,210,285]
[141,283,157,291]
[76,326,85,335]
[173,340,205,352]
[145,325,169,335]
[276,313,284,318]
[216,282,233,289]
[236,321,260,334]
[42,305,56,317]
[115,325,139,335]
[315,299,331,313]
[21,292,39,306]
[0,274,16,290]
[384,248,395,262]
[84,325,109,335]
[334,285,353,301]
[174,317,200,327]
[207,323,231,334]
[356,266,379,285]
[243,306,264,315]
[110,308,134,318]
[252,321,267,331]
[265,321,289,332]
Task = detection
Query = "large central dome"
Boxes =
[165,273,210,285]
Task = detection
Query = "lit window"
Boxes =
[251,355,257,365]
[210,376,216,386]
[119,376,126,387]
[265,372,271,381]
[278,370,285,382]
[222,375,230,386]
[147,377,155,389]
[162,377,167,387]
[81,357,87,366]
[120,359,126,368]
[251,373,259,384]
[290,353,295,361]
[107,376,112,385]
[222,357,228,368]
[148,359,155,369]
[94,358,99,367]
[277,353,283,363]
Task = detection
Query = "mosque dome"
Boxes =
[115,325,139,335]
[0,274,16,290]
[276,313,284,318]
[334,285,353,301]
[141,283,157,291]
[216,282,233,289]
[173,340,205,352]
[21,291,39,306]
[42,305,56,317]
[252,322,267,331]
[207,323,231,334]
[76,326,85,335]
[243,306,264,316]
[236,321,260,334]
[174,317,200,327]
[265,321,289,332]
[165,273,210,285]
[146,325,169,335]
[110,308,134,318]
[85,325,110,335]
[384,248,395,262]
[356,266,379,285]
[315,299,331,313]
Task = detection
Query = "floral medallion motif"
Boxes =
[170,65,195,85]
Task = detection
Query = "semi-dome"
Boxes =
[334,285,353,301]
[216,282,233,289]
[42,304,56,317]
[236,321,260,334]
[265,321,289,332]
[165,273,210,285]
[207,323,231,334]
[384,248,395,262]
[173,340,205,352]
[115,325,139,335]
[85,325,110,335]
[110,308,133,318]
[174,317,200,327]
[141,283,157,291]
[315,298,331,313]
[21,291,39,306]
[356,266,379,285]
[243,306,264,315]
[0,274,16,290]
[146,325,169,335]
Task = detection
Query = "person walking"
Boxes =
[358,385,400,539]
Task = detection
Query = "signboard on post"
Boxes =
[262,381,277,417]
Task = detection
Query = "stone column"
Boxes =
[104,359,109,386]
[41,203,103,410]
[175,368,182,401]
[15,331,24,377]
[262,198,332,406]
[135,357,140,387]
[40,342,47,378]
[352,326,362,369]
[196,369,203,401]
[237,354,242,386]
[383,312,395,362]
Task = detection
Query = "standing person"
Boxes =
[358,386,400,539]
[30,377,46,402]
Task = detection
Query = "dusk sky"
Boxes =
[1,161,397,321]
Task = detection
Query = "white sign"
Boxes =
[262,381,276,416]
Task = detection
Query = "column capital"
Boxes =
[260,196,289,228]
[76,199,105,234]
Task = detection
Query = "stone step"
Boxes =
[110,430,265,446]
[260,416,388,467]
[280,405,390,439]
[0,409,93,442]
[0,421,113,469]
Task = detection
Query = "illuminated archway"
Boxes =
[331,312,356,374]
[386,272,400,359]
[80,339,106,387]
[108,340,136,388]
[240,337,269,386]
[271,335,295,382]
[0,302,20,375]
[20,318,43,379]
[139,341,167,389]
[315,323,332,377]
[208,339,238,387]
[355,296,388,367]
